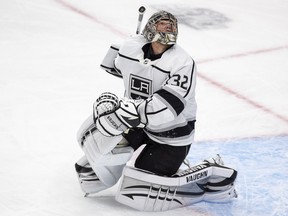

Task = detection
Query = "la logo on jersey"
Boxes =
[129,74,152,99]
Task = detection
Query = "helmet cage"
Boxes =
[142,11,178,45]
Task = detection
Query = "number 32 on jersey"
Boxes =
[170,74,189,90]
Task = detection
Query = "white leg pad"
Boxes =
[77,114,123,155]
[75,156,109,194]
[83,144,134,187]
[75,146,134,195]
[116,162,237,211]
[76,115,134,191]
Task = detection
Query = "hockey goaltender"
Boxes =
[74,8,238,211]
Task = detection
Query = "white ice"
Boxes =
[0,0,287,215]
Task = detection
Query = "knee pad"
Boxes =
[75,146,134,195]
[76,114,134,194]
[90,146,134,187]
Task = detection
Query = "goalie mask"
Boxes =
[142,10,178,45]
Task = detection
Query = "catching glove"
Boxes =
[94,92,142,136]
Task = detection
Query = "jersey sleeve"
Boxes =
[100,44,123,78]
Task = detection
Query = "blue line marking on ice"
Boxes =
[186,135,288,216]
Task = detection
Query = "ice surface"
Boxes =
[0,0,287,215]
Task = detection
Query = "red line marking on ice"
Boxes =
[54,0,288,125]
[197,45,288,64]
[197,45,288,125]
[54,0,127,38]
[198,72,288,124]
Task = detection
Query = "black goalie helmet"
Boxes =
[142,10,178,45]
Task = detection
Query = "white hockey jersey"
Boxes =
[101,35,197,146]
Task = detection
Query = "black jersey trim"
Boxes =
[146,120,196,138]
[152,65,170,74]
[118,53,139,62]
[184,58,195,98]
[155,89,185,115]
[110,45,119,51]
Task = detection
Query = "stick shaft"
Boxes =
[136,6,146,34]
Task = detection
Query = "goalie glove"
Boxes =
[94,92,143,136]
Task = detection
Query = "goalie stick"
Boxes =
[136,6,146,34]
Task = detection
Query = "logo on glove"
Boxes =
[107,115,120,129]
